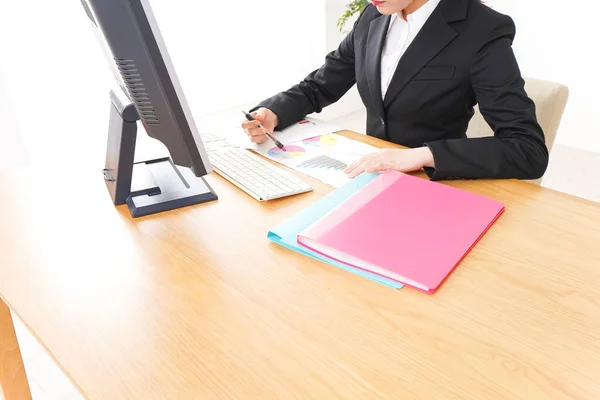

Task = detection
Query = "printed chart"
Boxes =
[302,134,338,148]
[267,145,305,160]
[256,134,379,188]
[297,155,348,171]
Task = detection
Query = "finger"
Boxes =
[257,116,275,132]
[345,150,380,173]
[365,162,389,173]
[247,127,268,137]
[344,159,361,174]
[347,161,370,179]
[344,154,374,174]
[242,120,261,131]
[254,110,267,124]
[352,157,387,177]
[347,166,366,179]
[250,134,268,144]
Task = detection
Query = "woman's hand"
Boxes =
[241,108,280,144]
[344,147,435,179]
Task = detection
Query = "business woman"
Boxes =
[241,0,548,181]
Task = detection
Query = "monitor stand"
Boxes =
[102,89,217,218]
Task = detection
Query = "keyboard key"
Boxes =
[206,145,312,201]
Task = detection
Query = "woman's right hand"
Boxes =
[241,108,279,144]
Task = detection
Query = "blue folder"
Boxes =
[267,173,403,289]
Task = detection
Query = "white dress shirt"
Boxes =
[380,0,442,99]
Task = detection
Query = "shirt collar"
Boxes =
[387,0,442,30]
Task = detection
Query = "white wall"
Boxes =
[148,0,326,116]
[0,65,28,171]
[4,0,592,159]
[479,0,600,153]
[0,0,327,166]
[317,0,365,127]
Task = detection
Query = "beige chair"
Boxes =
[466,77,569,184]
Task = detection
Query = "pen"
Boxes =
[242,111,287,151]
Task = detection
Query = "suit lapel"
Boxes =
[382,7,458,108]
[365,14,390,118]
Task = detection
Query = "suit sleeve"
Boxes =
[250,8,368,130]
[423,16,549,181]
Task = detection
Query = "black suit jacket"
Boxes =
[253,0,549,180]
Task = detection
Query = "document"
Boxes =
[231,117,344,150]
[253,133,378,188]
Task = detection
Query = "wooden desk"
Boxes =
[1,131,600,400]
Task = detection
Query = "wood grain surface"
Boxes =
[0,298,31,400]
[0,130,599,400]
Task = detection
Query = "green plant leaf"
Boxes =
[337,0,370,32]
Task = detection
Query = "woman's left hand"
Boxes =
[344,147,435,179]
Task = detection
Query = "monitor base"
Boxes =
[125,157,217,218]
[103,89,217,218]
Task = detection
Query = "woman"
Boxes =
[241,0,548,181]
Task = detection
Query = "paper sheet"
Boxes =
[254,133,379,188]
[230,116,344,150]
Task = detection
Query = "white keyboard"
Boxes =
[201,133,313,201]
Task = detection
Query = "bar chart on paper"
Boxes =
[297,155,348,170]
[255,133,379,188]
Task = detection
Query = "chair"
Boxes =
[466,77,569,185]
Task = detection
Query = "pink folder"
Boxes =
[297,171,505,294]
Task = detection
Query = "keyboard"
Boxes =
[201,132,313,201]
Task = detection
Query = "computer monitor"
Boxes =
[80,0,217,217]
